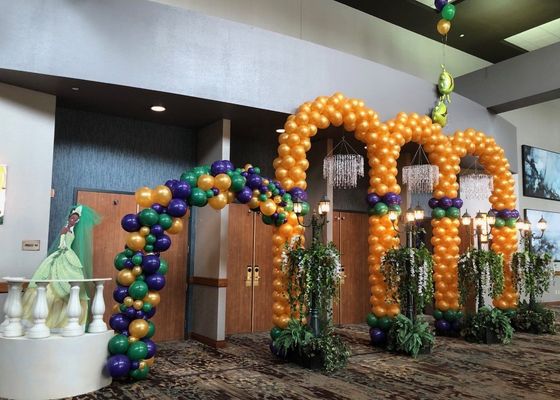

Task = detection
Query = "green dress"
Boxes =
[22,230,88,329]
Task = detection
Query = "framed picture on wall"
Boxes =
[522,145,560,201]
[524,209,560,261]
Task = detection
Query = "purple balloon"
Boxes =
[109,313,130,332]
[452,198,463,209]
[259,185,268,193]
[510,209,520,219]
[384,192,400,206]
[223,160,235,171]
[451,320,461,332]
[124,259,134,268]
[150,224,164,237]
[154,234,171,252]
[107,355,131,378]
[121,214,140,232]
[172,181,191,199]
[241,171,248,178]
[145,307,156,319]
[135,310,145,320]
[236,186,253,203]
[278,189,285,196]
[435,319,450,332]
[143,339,157,358]
[434,0,448,11]
[142,255,161,274]
[246,174,263,190]
[165,179,178,191]
[145,273,166,291]
[369,327,386,345]
[151,203,164,214]
[167,198,188,217]
[439,197,453,209]
[366,193,381,207]
[211,188,219,196]
[130,361,140,370]
[113,286,129,303]
[211,160,228,176]
[428,198,439,209]
[124,307,137,319]
[289,187,308,202]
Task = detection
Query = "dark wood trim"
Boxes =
[0,282,29,293]
[189,276,228,287]
[190,332,227,348]
[543,300,560,305]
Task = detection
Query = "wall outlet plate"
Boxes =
[22,240,40,251]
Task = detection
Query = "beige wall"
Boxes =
[150,0,491,82]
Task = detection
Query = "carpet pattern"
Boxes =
[68,323,560,400]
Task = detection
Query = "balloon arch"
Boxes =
[106,93,519,379]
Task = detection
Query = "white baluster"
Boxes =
[0,284,15,334]
[62,281,83,337]
[88,281,107,333]
[4,281,24,337]
[26,282,51,339]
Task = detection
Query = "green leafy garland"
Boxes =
[511,251,554,304]
[381,245,434,315]
[457,249,504,307]
[386,314,435,357]
[461,307,514,344]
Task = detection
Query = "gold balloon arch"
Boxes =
[271,93,518,329]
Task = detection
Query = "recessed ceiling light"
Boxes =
[276,128,285,133]
[71,87,79,91]
[459,33,465,38]
[151,105,166,112]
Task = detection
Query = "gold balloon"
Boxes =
[248,196,259,209]
[132,266,143,276]
[153,185,172,206]
[167,218,184,234]
[214,174,232,191]
[208,193,228,210]
[437,19,451,35]
[197,174,215,191]
[117,269,135,286]
[143,291,161,306]
[139,226,150,236]
[124,296,134,307]
[260,199,277,216]
[139,361,146,369]
[126,232,146,251]
[133,300,144,310]
[135,187,153,208]
[129,319,149,338]
[145,357,155,367]
[128,336,138,343]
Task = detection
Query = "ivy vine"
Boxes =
[457,249,504,307]
[511,251,554,304]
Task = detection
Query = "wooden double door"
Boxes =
[76,190,189,341]
[332,210,370,325]
[226,204,273,335]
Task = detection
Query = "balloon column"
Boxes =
[106,160,292,380]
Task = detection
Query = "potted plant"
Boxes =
[461,306,513,344]
[386,314,435,357]
[510,301,556,335]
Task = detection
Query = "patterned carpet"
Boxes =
[69,323,560,400]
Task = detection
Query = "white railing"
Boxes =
[0,277,111,339]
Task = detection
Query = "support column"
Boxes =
[190,119,230,346]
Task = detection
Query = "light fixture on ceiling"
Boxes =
[276,128,285,133]
[151,105,166,112]
[71,87,79,91]
[459,33,465,38]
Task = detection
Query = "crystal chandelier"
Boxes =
[402,145,439,193]
[323,136,364,189]
[460,172,493,200]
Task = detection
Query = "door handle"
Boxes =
[253,265,260,287]
[245,266,253,287]
[340,266,346,285]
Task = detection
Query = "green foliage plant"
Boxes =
[510,301,556,334]
[511,251,554,308]
[457,249,504,307]
[461,307,514,344]
[386,314,435,357]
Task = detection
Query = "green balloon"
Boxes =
[138,209,159,227]
[158,214,173,230]
[270,326,283,340]
[119,304,127,312]
[274,218,284,227]
[505,218,517,228]
[145,234,156,245]
[142,303,153,313]
[189,188,208,207]
[108,334,129,355]
[441,3,456,21]
[145,321,156,339]
[278,212,286,221]
[130,365,150,380]
[124,248,134,257]
[456,311,463,320]
[144,245,154,253]
[205,190,214,199]
[368,208,376,216]
[284,200,293,212]
[268,183,276,191]
[446,207,460,219]
[130,366,150,380]
[129,281,149,300]
[192,166,206,177]
[432,207,446,219]
[373,202,389,216]
[299,201,310,216]
[136,274,145,281]
[201,165,211,173]
[282,193,292,202]
[180,171,198,187]
[158,259,168,275]
[378,316,392,331]
[253,167,261,174]
[389,204,401,214]
[366,313,378,328]
[114,253,129,270]
[132,254,143,266]
[230,174,246,192]
[259,194,267,202]
[127,341,148,361]
[272,189,279,196]
[443,310,456,322]
[494,218,505,228]
[262,215,273,225]
[433,309,443,320]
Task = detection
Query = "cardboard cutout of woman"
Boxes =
[22,204,100,330]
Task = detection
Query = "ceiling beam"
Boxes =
[455,42,560,113]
